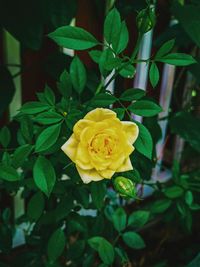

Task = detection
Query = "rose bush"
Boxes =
[61,108,139,183]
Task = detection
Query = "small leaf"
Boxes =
[91,181,107,210]
[112,207,127,232]
[128,100,162,117]
[89,50,102,64]
[104,57,122,71]
[12,144,33,168]
[0,164,20,181]
[44,86,55,105]
[155,39,175,58]
[27,192,45,221]
[164,185,184,199]
[122,231,145,249]
[35,123,61,152]
[48,26,98,50]
[58,70,72,98]
[185,191,193,206]
[113,108,125,120]
[0,127,11,148]
[119,64,135,78]
[113,21,129,53]
[99,49,114,76]
[104,8,121,45]
[33,156,56,196]
[90,93,116,107]
[34,111,63,125]
[70,56,87,93]
[128,211,150,227]
[20,102,49,114]
[120,88,146,101]
[151,199,172,213]
[88,237,114,265]
[134,122,153,159]
[149,63,159,88]
[157,53,196,66]
[47,228,66,262]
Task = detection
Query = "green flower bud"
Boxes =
[136,6,156,34]
[113,176,136,199]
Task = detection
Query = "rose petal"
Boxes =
[117,157,133,172]
[73,119,94,140]
[76,166,104,183]
[99,169,115,179]
[122,121,139,144]
[84,108,116,122]
[61,134,78,161]
[76,144,93,170]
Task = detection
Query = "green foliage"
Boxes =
[70,56,87,93]
[122,231,145,249]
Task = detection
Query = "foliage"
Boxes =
[0,1,200,267]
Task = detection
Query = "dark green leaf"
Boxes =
[0,164,20,181]
[122,231,145,249]
[134,122,153,159]
[20,102,49,115]
[104,8,121,45]
[0,127,11,148]
[91,181,107,210]
[155,39,175,58]
[12,144,33,168]
[33,156,56,196]
[34,111,63,125]
[67,240,85,260]
[70,56,87,93]
[35,123,61,152]
[58,70,72,98]
[88,236,114,265]
[151,199,172,213]
[27,192,45,221]
[149,63,159,88]
[128,211,150,227]
[120,88,146,101]
[113,108,125,120]
[164,185,184,199]
[119,64,135,78]
[112,207,127,232]
[185,191,193,206]
[44,86,55,105]
[47,228,66,262]
[99,49,114,75]
[48,26,98,50]
[104,57,122,71]
[128,100,162,117]
[89,50,102,64]
[157,53,196,66]
[90,93,116,107]
[113,21,129,53]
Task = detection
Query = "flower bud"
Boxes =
[113,176,136,198]
[136,6,156,34]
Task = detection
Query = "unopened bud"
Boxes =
[113,176,136,199]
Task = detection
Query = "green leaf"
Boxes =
[44,86,55,106]
[0,164,20,181]
[47,228,66,263]
[149,63,159,88]
[58,70,72,98]
[104,57,122,71]
[113,21,129,53]
[27,192,45,221]
[185,191,193,206]
[120,88,146,101]
[35,123,61,152]
[164,185,184,199]
[187,253,200,267]
[157,53,196,66]
[20,116,33,142]
[104,8,121,45]
[88,236,114,265]
[0,127,11,148]
[134,122,153,159]
[20,102,49,115]
[70,56,87,93]
[128,100,162,117]
[169,111,200,152]
[34,111,63,125]
[155,39,175,58]
[119,64,135,78]
[113,108,125,120]
[89,50,102,64]
[67,240,85,260]
[112,207,127,232]
[122,231,145,249]
[90,93,116,107]
[0,66,15,115]
[12,144,33,168]
[48,26,99,50]
[128,211,150,228]
[91,181,107,210]
[33,156,56,197]
[151,199,172,213]
[99,49,114,76]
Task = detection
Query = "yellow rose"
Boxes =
[61,108,139,183]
